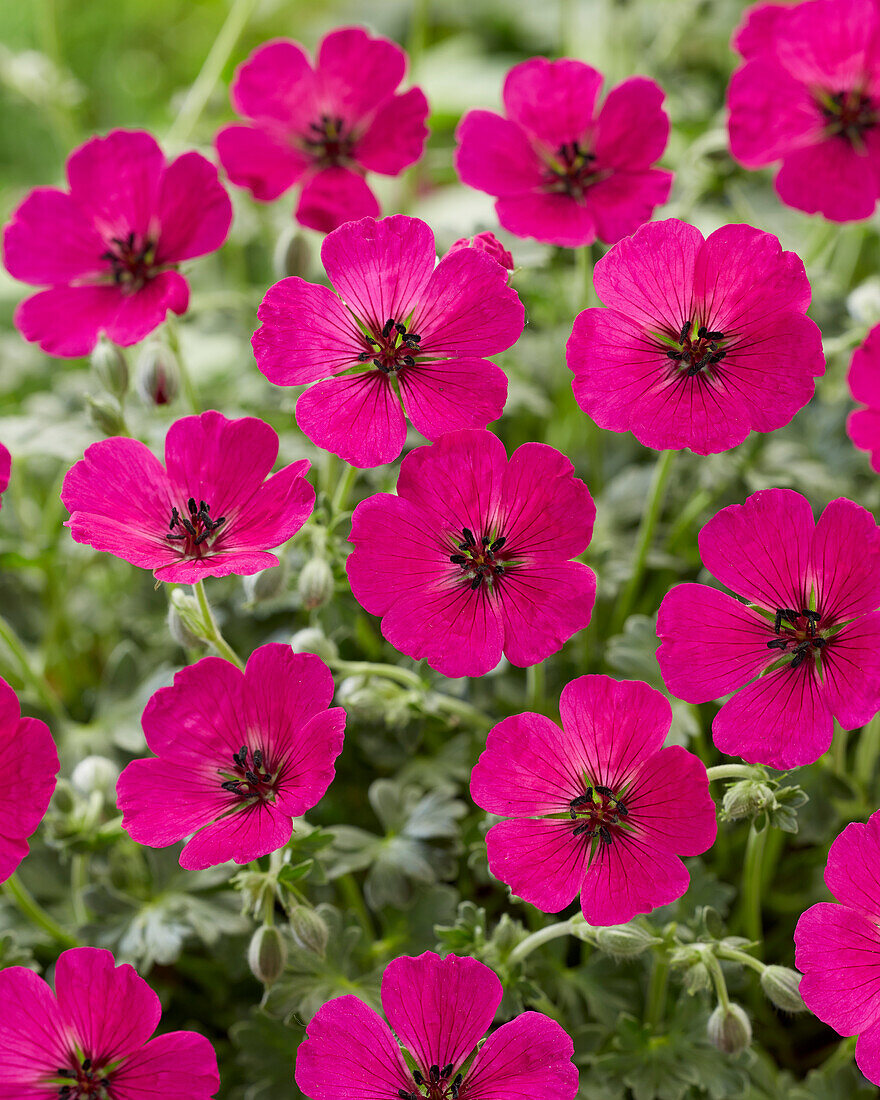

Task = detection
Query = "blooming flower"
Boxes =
[848,323,880,470]
[253,216,525,468]
[295,950,578,1100]
[446,230,514,272]
[470,675,716,925]
[0,675,58,882]
[0,946,219,1098]
[454,57,672,248]
[3,129,232,358]
[795,810,880,1086]
[728,0,880,222]
[657,489,880,769]
[566,219,824,453]
[116,644,345,869]
[61,410,314,583]
[346,429,596,677]
[0,442,9,512]
[215,27,429,234]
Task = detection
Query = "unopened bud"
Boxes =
[168,589,208,647]
[848,277,880,326]
[447,231,514,272]
[51,780,76,815]
[247,924,287,985]
[760,965,806,1013]
[298,557,334,610]
[91,340,129,399]
[707,1003,752,1054]
[71,755,119,798]
[682,961,712,995]
[243,562,288,603]
[594,923,661,959]
[290,627,338,664]
[135,343,179,406]
[86,395,126,437]
[275,230,311,279]
[722,781,774,821]
[289,904,329,957]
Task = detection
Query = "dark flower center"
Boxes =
[302,114,356,166]
[570,785,629,846]
[357,317,423,373]
[398,1064,464,1100]
[220,744,277,801]
[665,320,727,377]
[767,607,826,670]
[100,230,158,292]
[166,497,227,556]
[54,1056,110,1099]
[821,89,877,142]
[543,140,602,199]
[449,527,508,591]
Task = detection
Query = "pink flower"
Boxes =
[0,946,219,1098]
[657,489,880,769]
[470,675,716,926]
[848,323,880,470]
[215,27,429,234]
[61,410,314,583]
[116,644,345,870]
[454,57,672,248]
[3,130,232,358]
[346,429,596,677]
[795,810,880,1086]
[0,443,9,512]
[566,219,825,453]
[728,0,880,222]
[295,951,578,1100]
[446,231,514,271]
[253,216,524,468]
[0,676,58,882]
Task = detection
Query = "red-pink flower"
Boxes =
[454,57,672,248]
[215,27,429,234]
[346,429,596,677]
[295,951,578,1100]
[61,410,314,583]
[566,219,825,453]
[0,946,219,1098]
[0,676,58,882]
[848,323,880,470]
[0,443,9,512]
[253,216,524,468]
[446,231,515,272]
[728,0,880,222]
[116,645,345,870]
[657,489,880,769]
[3,130,232,358]
[470,675,716,926]
[795,811,880,1086]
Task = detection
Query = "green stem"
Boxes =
[644,955,670,1027]
[3,873,78,948]
[0,613,65,721]
[331,463,359,516]
[856,714,880,789]
[706,764,763,782]
[716,944,765,975]
[193,581,245,668]
[741,824,768,950]
[702,948,731,1010]
[164,318,199,413]
[338,873,375,940]
[425,692,493,729]
[508,915,586,964]
[70,854,89,926]
[831,725,848,777]
[329,660,423,690]
[526,662,545,713]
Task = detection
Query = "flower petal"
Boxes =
[624,745,716,856]
[103,270,189,347]
[221,460,314,553]
[824,814,880,920]
[66,130,164,242]
[594,76,669,169]
[155,152,232,263]
[179,799,293,869]
[0,966,69,1087]
[295,371,407,468]
[580,830,691,925]
[355,87,429,175]
[498,560,596,667]
[454,110,545,197]
[494,191,597,249]
[821,612,880,731]
[500,442,594,560]
[3,187,104,285]
[463,1012,578,1100]
[397,357,508,439]
[108,1031,220,1100]
[484,817,588,912]
[295,167,380,235]
[215,124,308,201]
[727,59,821,167]
[315,27,406,123]
[812,498,880,623]
[775,137,880,223]
[585,168,673,246]
[502,58,603,147]
[15,285,124,358]
[230,39,313,126]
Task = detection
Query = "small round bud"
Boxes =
[289,904,329,957]
[135,343,179,406]
[760,965,806,1013]
[51,780,76,815]
[243,562,288,603]
[86,395,127,437]
[682,961,712,995]
[594,923,661,959]
[91,340,129,399]
[71,755,119,798]
[298,557,334,610]
[848,277,880,326]
[722,780,774,821]
[707,1003,752,1055]
[168,589,209,647]
[247,924,287,985]
[274,230,312,279]
[290,627,338,663]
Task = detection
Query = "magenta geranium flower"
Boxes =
[0,946,219,1098]
[3,129,232,358]
[116,644,344,870]
[61,410,314,583]
[795,811,880,1086]
[566,219,825,453]
[295,951,578,1100]
[215,27,429,234]
[657,489,880,769]
[253,216,525,468]
[454,57,672,248]
[0,442,9,512]
[446,231,515,272]
[346,429,596,677]
[728,0,880,222]
[470,675,716,926]
[0,675,58,882]
[848,323,880,470]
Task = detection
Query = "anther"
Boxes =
[442,1063,454,1078]
[357,352,370,361]
[395,322,407,334]
[490,537,506,551]
[413,1071,425,1086]
[599,825,613,845]
[253,749,264,769]
[382,319,395,339]
[430,1066,440,1084]
[697,325,708,339]
[679,320,692,343]
[461,527,475,546]
[450,554,467,564]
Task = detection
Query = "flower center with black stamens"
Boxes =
[166,497,227,556]
[767,607,827,670]
[543,140,600,199]
[52,1056,110,1099]
[821,89,877,143]
[302,114,356,166]
[449,527,508,591]
[100,231,158,292]
[357,317,423,373]
[665,320,727,377]
[569,785,629,846]
[220,744,276,802]
[398,1063,464,1100]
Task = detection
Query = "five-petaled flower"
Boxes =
[3,129,232,357]
[795,810,880,1087]
[116,644,345,869]
[294,951,579,1100]
[346,429,596,677]
[455,56,672,248]
[215,27,429,234]
[657,489,880,769]
[252,216,525,468]
[0,442,9,513]
[0,675,59,882]
[847,323,880,470]
[61,410,314,583]
[728,0,880,222]
[470,675,716,925]
[0,946,219,1098]
[566,219,825,453]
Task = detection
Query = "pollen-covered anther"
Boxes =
[449,527,508,590]
[665,319,727,377]
[363,317,424,373]
[220,744,276,801]
[767,607,827,670]
[166,496,227,554]
[569,784,628,845]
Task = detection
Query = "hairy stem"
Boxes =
[3,873,78,948]
[508,915,587,964]
[193,580,245,668]
[741,823,768,951]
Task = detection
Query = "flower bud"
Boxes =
[51,779,76,815]
[135,343,179,406]
[447,231,514,272]
[167,588,209,647]
[760,965,806,1013]
[247,924,287,985]
[682,961,712,995]
[275,230,311,279]
[71,755,119,799]
[848,277,880,326]
[722,780,774,821]
[707,1003,752,1055]
[298,557,334,610]
[91,340,129,399]
[289,904,329,957]
[243,562,288,603]
[290,627,338,664]
[594,923,661,959]
[86,395,126,437]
